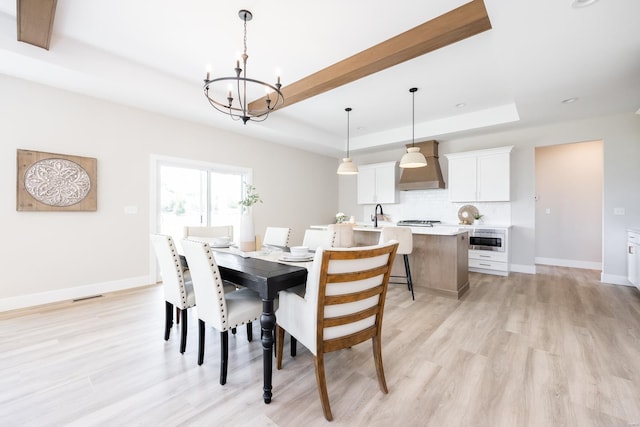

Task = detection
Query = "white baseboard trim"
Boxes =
[0,275,154,313]
[510,264,536,274]
[601,273,634,287]
[535,257,602,270]
[469,267,509,276]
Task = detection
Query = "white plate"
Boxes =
[279,254,313,262]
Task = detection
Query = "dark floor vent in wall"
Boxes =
[73,295,103,302]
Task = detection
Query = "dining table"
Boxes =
[182,245,310,404]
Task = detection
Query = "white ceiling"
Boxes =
[1,0,638,157]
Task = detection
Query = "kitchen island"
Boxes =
[313,224,469,299]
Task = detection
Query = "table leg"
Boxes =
[260,298,275,403]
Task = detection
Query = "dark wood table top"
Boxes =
[188,250,308,300]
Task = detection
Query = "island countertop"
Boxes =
[311,224,467,236]
[311,224,469,298]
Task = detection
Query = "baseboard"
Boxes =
[510,264,536,274]
[469,267,509,276]
[601,273,635,287]
[0,275,154,313]
[535,257,602,270]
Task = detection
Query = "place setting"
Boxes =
[208,236,232,248]
[279,246,314,263]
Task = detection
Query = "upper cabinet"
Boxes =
[357,161,398,204]
[445,146,513,202]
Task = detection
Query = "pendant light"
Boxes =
[399,88,427,168]
[337,107,358,175]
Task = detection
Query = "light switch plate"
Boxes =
[124,206,138,214]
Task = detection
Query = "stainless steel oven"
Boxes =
[469,228,505,252]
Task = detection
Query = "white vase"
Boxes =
[239,210,256,252]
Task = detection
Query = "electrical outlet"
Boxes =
[124,206,138,214]
[545,208,551,214]
[614,207,625,215]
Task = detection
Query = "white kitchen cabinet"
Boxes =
[357,161,398,204]
[467,226,510,276]
[469,250,509,274]
[446,146,513,202]
[447,156,477,201]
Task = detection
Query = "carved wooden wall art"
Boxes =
[17,149,97,211]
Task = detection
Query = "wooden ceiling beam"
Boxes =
[249,0,491,113]
[17,0,58,50]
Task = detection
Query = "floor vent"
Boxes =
[73,295,103,302]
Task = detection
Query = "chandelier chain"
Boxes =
[243,17,248,58]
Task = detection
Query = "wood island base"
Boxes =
[354,229,469,299]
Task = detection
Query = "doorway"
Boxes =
[534,140,603,269]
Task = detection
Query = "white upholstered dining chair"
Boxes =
[184,225,234,241]
[301,228,336,251]
[275,241,399,420]
[379,226,415,300]
[327,223,355,248]
[263,226,291,248]
[150,234,195,354]
[181,239,264,385]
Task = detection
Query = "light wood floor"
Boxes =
[2,267,640,426]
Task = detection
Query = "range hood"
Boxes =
[398,140,446,190]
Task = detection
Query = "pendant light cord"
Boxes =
[412,91,415,147]
[410,87,418,148]
[345,107,352,157]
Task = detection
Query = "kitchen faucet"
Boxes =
[373,204,384,228]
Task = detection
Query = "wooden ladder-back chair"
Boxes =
[275,241,399,420]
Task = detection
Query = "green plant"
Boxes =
[473,213,483,220]
[239,183,262,208]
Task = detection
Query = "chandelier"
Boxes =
[203,10,284,124]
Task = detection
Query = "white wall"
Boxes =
[339,113,640,283]
[0,75,339,310]
[535,141,603,268]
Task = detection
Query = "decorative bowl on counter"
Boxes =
[458,205,479,225]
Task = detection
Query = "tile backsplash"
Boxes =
[359,189,511,226]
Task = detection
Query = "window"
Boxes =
[152,156,251,244]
